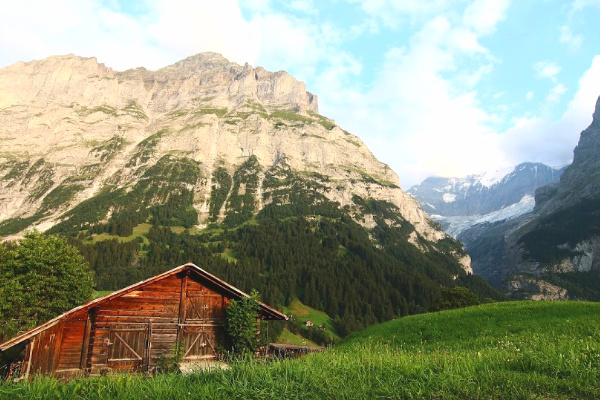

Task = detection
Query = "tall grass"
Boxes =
[2,301,599,399]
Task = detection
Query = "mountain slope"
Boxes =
[0,53,500,334]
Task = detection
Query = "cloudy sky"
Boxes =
[1,0,599,188]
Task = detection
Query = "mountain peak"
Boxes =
[168,52,234,71]
[2,53,110,74]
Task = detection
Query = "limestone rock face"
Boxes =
[505,276,568,300]
[0,53,466,270]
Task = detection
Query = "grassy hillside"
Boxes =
[2,301,599,399]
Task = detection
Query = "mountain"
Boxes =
[460,95,600,298]
[0,53,500,334]
[0,53,438,241]
[408,163,564,237]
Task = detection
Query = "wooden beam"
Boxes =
[145,321,152,373]
[80,314,92,373]
[50,324,65,375]
[178,271,189,325]
[23,338,35,379]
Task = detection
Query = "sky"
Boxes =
[0,1,599,188]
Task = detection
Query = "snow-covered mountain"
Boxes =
[463,95,600,299]
[408,163,565,237]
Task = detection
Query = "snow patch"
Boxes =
[442,193,456,203]
[478,166,515,188]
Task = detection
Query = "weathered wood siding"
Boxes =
[88,273,181,375]
[55,315,88,378]
[23,323,62,377]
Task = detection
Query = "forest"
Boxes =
[4,155,504,338]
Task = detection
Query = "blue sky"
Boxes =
[1,0,599,188]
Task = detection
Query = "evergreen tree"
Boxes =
[0,232,94,341]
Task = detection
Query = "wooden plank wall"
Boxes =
[54,313,88,379]
[25,323,62,377]
[89,274,181,375]
[180,278,228,360]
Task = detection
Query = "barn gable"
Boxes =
[0,263,286,379]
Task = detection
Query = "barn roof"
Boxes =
[0,263,287,352]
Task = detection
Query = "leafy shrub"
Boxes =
[0,232,94,341]
[225,291,265,357]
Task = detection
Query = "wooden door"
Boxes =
[180,292,225,360]
[107,324,148,372]
[179,325,222,360]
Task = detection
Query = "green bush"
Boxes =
[225,291,265,357]
[431,287,480,311]
[0,232,94,341]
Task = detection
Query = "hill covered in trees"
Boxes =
[50,162,501,335]
[0,53,501,336]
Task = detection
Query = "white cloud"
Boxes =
[559,25,582,50]
[533,61,561,81]
[351,0,455,29]
[560,55,600,131]
[288,0,319,15]
[242,0,272,13]
[463,0,511,35]
[246,14,325,77]
[546,83,567,104]
[324,5,510,187]
[145,0,260,68]
[0,0,260,71]
[571,0,600,11]
[352,0,510,34]
[446,26,488,55]
[0,1,111,66]
[499,56,600,168]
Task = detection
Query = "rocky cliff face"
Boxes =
[459,96,600,298]
[0,53,458,266]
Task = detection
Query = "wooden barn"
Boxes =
[0,263,287,379]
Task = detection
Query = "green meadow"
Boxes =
[2,301,599,399]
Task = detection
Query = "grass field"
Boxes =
[275,328,319,347]
[89,223,151,245]
[283,298,339,341]
[1,301,599,399]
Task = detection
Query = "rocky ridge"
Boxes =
[0,53,461,268]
